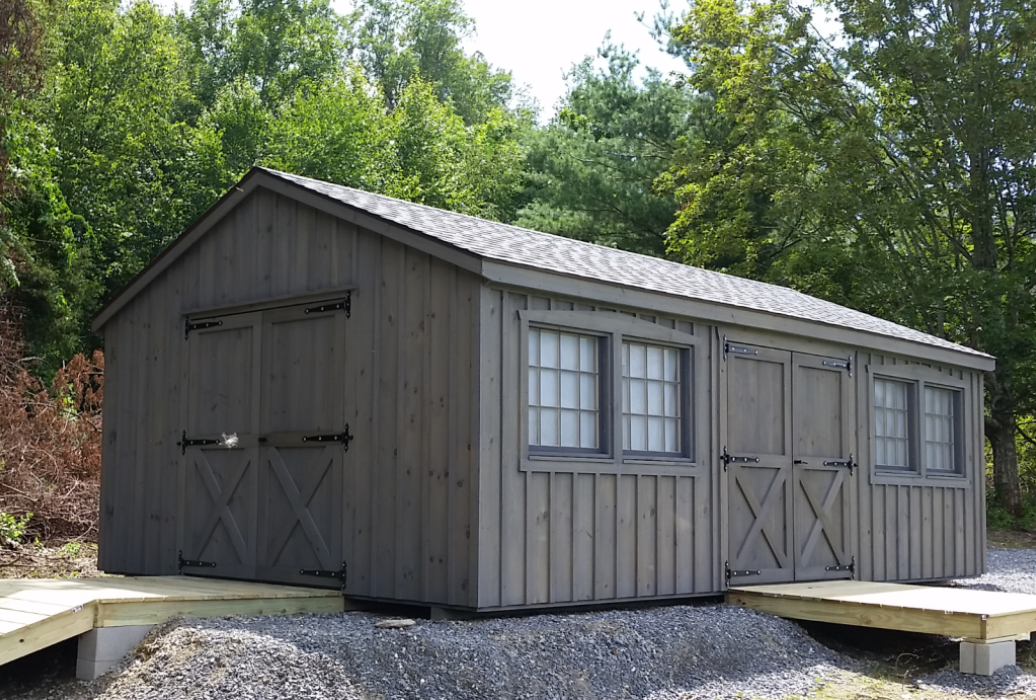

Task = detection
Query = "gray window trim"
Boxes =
[518,310,705,475]
[866,364,969,486]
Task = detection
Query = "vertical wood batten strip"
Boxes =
[348,226,376,597]
[254,195,273,299]
[425,259,450,603]
[675,476,692,593]
[145,276,168,574]
[501,292,525,605]
[445,267,459,605]
[476,288,502,608]
[463,277,479,608]
[657,475,675,596]
[397,250,427,600]
[373,239,400,597]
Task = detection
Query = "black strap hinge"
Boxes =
[179,550,217,574]
[300,561,347,591]
[302,425,354,450]
[723,336,758,361]
[822,453,856,475]
[305,293,350,318]
[725,561,762,582]
[721,446,760,471]
[185,318,223,339]
[826,556,856,577]
[822,356,853,377]
[177,430,220,455]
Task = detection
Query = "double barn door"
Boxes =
[179,300,348,587]
[725,343,855,584]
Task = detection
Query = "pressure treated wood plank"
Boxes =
[96,595,345,628]
[729,580,1036,641]
[0,603,96,666]
[729,589,983,638]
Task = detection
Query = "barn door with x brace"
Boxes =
[180,311,263,581]
[723,342,795,585]
[723,340,856,586]
[179,298,349,588]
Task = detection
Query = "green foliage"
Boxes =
[348,0,513,125]
[666,0,1036,512]
[518,45,697,256]
[0,511,32,545]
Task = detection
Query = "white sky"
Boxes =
[152,0,689,116]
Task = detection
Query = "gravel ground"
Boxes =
[86,605,848,700]
[5,546,1036,700]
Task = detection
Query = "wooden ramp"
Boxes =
[0,576,344,666]
[728,580,1036,642]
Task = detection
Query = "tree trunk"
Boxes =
[988,410,1023,517]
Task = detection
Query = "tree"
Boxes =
[175,0,346,111]
[519,45,704,256]
[348,0,513,124]
[667,0,1036,513]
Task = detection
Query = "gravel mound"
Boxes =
[92,605,846,700]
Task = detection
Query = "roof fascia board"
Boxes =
[259,176,484,277]
[92,172,266,331]
[482,261,996,373]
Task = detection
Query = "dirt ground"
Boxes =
[0,541,106,580]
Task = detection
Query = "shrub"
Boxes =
[0,304,102,541]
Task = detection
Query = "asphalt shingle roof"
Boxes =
[266,168,989,360]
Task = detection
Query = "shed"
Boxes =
[93,167,995,612]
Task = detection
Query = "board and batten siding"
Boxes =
[853,353,986,582]
[98,188,481,608]
[476,287,719,610]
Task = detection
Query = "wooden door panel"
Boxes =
[256,445,343,585]
[725,345,794,585]
[182,314,262,580]
[183,447,258,580]
[256,304,347,587]
[263,311,340,434]
[792,353,854,581]
[185,314,260,437]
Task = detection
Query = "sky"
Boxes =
[152,0,689,116]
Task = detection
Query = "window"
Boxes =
[528,327,601,451]
[874,378,911,470]
[872,372,964,477]
[521,310,699,471]
[925,386,960,472]
[622,341,682,454]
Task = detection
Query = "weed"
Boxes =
[0,510,31,545]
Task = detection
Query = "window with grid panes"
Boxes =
[874,378,912,470]
[924,386,960,473]
[528,327,601,451]
[622,341,682,454]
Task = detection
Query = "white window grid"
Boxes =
[622,341,681,454]
[528,327,599,450]
[874,378,911,469]
[925,386,958,472]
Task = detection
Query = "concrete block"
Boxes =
[959,640,1016,676]
[76,625,154,681]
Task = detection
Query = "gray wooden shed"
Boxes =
[93,167,995,611]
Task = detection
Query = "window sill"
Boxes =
[870,470,970,488]
[522,455,703,476]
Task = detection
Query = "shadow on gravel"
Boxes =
[0,637,79,699]
[800,619,1036,697]
[799,621,959,680]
